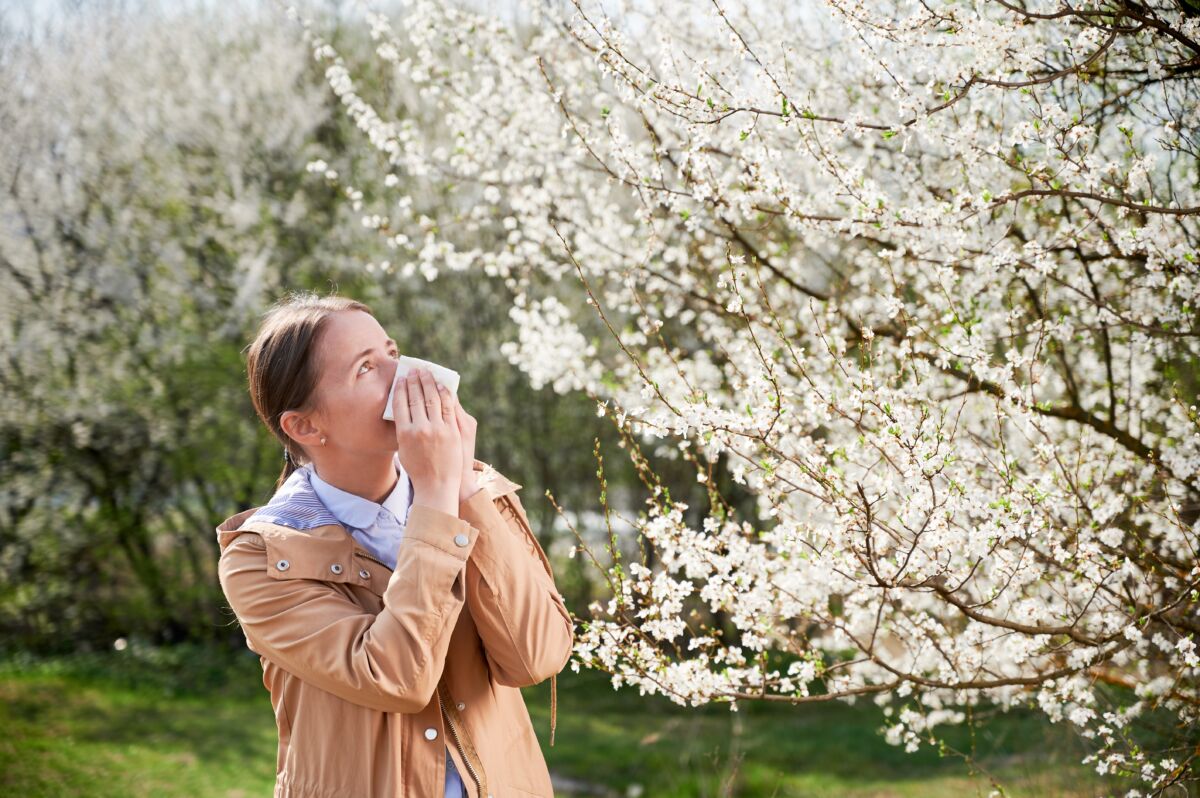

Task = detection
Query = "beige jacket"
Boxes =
[215,459,574,798]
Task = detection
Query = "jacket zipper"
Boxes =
[438,687,485,797]
[355,549,487,796]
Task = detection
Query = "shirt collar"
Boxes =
[307,452,411,530]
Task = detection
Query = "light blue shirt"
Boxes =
[308,452,467,798]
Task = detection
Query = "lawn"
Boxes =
[0,643,1124,797]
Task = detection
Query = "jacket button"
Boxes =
[456,701,465,711]
[358,568,370,579]
[424,727,438,740]
[453,533,469,547]
[330,563,343,574]
[276,559,290,571]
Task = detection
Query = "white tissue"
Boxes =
[382,356,462,420]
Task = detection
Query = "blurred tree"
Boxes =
[0,0,345,650]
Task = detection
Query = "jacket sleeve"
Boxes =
[459,481,575,688]
[217,503,479,714]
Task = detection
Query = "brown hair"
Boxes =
[244,290,373,492]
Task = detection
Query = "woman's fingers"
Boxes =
[405,368,426,422]
[395,368,456,427]
[394,373,412,425]
[417,369,443,422]
[438,384,455,421]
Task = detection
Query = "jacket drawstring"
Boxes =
[549,673,557,746]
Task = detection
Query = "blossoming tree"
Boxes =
[286,0,1200,790]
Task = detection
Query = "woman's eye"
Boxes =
[359,352,399,375]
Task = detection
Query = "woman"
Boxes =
[215,292,574,798]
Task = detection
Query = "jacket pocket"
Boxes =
[499,725,548,796]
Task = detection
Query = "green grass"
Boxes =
[0,643,1124,797]
[523,666,1117,798]
[0,645,277,798]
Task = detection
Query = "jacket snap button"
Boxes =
[424,727,438,741]
[456,701,465,711]
[276,559,290,571]
[453,533,469,547]
[358,568,370,579]
[330,563,343,574]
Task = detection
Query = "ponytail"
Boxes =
[244,289,372,499]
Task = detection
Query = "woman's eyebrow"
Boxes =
[348,338,398,371]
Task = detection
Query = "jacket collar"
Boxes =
[214,457,521,556]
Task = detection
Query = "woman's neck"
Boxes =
[311,451,399,505]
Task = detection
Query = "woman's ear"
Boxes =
[280,408,324,453]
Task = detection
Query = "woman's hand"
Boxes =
[451,393,480,502]
[392,367,462,516]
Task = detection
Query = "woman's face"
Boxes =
[295,309,400,459]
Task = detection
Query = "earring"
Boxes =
[321,436,327,446]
